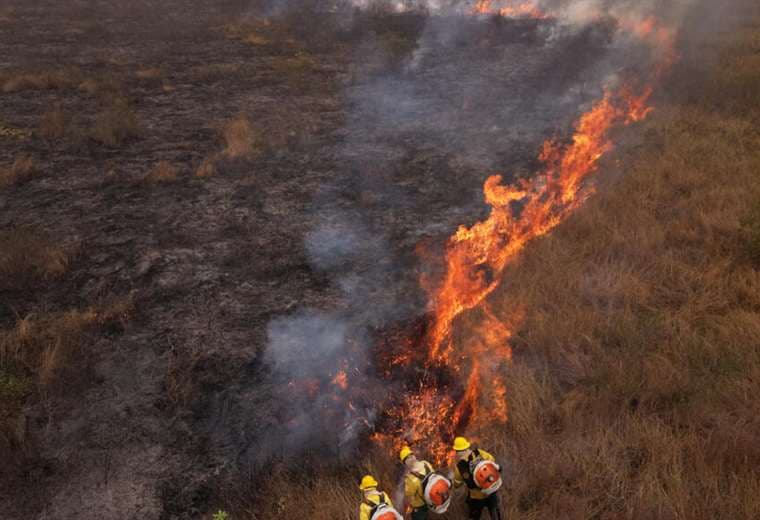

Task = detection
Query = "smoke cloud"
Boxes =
[254,0,718,464]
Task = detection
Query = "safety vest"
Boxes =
[411,462,452,513]
[364,493,402,520]
[456,449,502,496]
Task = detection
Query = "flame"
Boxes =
[473,0,549,19]
[371,84,658,463]
[278,6,680,467]
[332,369,349,391]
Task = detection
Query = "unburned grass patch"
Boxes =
[195,157,218,179]
[222,115,263,159]
[90,97,140,147]
[741,198,760,264]
[38,104,68,140]
[0,227,70,288]
[144,161,180,184]
[0,297,134,392]
[0,155,37,188]
[1,68,84,93]
[270,52,319,90]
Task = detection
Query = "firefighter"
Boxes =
[400,446,436,520]
[358,475,401,520]
[452,437,503,520]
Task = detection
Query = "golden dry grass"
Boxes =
[144,160,180,184]
[136,67,164,80]
[222,115,262,158]
[0,298,133,390]
[0,227,69,285]
[1,68,83,93]
[271,52,318,89]
[90,97,140,147]
[38,104,68,140]
[0,155,37,188]
[223,12,760,520]
[195,157,218,178]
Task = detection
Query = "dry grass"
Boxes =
[38,104,68,140]
[0,155,37,188]
[1,68,83,93]
[271,52,319,89]
[0,298,133,390]
[144,161,180,184]
[222,115,262,158]
[90,97,140,147]
[0,227,69,287]
[0,8,16,23]
[195,157,218,178]
[136,67,164,80]
[223,10,760,520]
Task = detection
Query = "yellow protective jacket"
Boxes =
[453,448,497,500]
[404,460,435,509]
[359,491,393,520]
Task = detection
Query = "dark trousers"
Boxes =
[411,505,429,520]
[467,493,502,520]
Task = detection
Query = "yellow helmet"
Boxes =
[399,446,413,463]
[452,436,471,451]
[359,475,378,490]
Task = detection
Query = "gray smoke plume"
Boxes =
[257,0,712,462]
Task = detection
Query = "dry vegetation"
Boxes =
[144,160,180,184]
[0,224,132,470]
[0,155,36,187]
[217,13,760,520]
[90,97,141,147]
[1,67,84,93]
[196,157,218,178]
[38,104,68,140]
[222,115,263,159]
[0,227,70,288]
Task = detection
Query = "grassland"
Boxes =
[218,7,760,520]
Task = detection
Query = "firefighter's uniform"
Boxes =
[359,490,394,520]
[452,437,503,520]
[404,459,435,519]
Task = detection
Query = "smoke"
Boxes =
[254,0,715,463]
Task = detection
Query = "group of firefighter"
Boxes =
[359,436,503,520]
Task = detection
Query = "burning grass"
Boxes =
[221,9,760,520]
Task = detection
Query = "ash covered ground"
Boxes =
[0,1,673,518]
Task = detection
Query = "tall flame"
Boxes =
[373,86,655,462]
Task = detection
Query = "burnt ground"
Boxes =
[0,1,624,518]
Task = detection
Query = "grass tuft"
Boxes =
[0,155,37,188]
[90,97,140,147]
[144,161,180,184]
[222,115,262,159]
